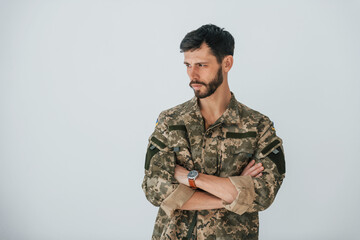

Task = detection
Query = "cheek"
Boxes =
[201,68,215,77]
[201,72,213,82]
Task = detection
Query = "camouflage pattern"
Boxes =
[142,93,285,239]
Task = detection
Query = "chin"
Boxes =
[195,91,211,99]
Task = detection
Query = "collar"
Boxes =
[184,92,242,127]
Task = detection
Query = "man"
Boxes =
[142,24,285,239]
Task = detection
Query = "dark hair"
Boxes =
[180,24,235,63]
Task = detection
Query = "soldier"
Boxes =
[142,24,285,239]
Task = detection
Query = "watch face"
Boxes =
[188,170,198,179]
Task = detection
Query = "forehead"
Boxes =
[183,43,217,63]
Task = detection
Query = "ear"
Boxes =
[222,55,233,73]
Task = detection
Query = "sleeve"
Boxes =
[223,116,286,215]
[141,112,195,217]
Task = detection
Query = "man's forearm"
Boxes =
[174,162,263,207]
[179,191,224,211]
[195,173,238,204]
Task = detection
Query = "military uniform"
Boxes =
[142,93,285,239]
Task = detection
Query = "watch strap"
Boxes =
[188,178,197,189]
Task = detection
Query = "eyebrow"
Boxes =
[183,61,209,65]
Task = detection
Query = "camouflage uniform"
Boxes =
[142,93,285,239]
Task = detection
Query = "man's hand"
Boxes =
[241,160,264,178]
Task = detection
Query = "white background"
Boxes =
[1,0,359,239]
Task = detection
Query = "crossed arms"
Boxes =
[175,160,263,211]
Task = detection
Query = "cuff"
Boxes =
[223,175,255,215]
[160,184,195,217]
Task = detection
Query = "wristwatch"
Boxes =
[187,170,199,189]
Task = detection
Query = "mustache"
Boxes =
[189,81,206,86]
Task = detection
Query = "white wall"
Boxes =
[1,0,359,239]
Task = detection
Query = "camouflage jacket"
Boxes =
[142,93,285,240]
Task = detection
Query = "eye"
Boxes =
[198,63,206,67]
[185,64,191,68]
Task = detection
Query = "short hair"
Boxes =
[180,24,235,63]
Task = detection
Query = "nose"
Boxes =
[188,66,199,81]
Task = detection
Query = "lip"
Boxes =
[191,83,203,89]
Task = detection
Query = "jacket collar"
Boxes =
[184,92,242,128]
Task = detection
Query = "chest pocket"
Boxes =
[168,125,194,170]
[220,131,256,177]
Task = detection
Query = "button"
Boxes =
[272,148,279,154]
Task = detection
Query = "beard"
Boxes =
[189,66,223,99]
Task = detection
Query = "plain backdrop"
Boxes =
[1,0,360,239]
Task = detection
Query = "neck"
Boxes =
[198,80,231,129]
